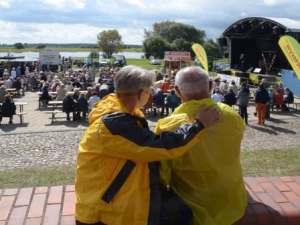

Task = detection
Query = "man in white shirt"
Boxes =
[4,78,13,89]
[211,87,223,102]
[88,91,100,111]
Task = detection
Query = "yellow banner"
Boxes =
[278,35,300,80]
[192,43,208,72]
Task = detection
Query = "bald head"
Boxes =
[175,66,210,101]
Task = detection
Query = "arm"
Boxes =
[82,107,219,162]
[98,113,204,162]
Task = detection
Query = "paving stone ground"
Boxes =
[1,91,300,170]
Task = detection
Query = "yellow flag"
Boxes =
[192,43,208,71]
[278,35,300,80]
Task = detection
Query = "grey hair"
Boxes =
[175,66,209,95]
[115,66,155,96]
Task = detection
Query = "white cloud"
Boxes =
[125,0,147,9]
[0,0,10,8]
[42,0,85,9]
[0,0,299,44]
[263,0,289,5]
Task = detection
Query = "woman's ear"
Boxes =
[137,90,143,101]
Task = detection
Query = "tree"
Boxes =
[14,42,24,49]
[97,30,124,58]
[203,39,223,59]
[36,44,46,49]
[143,36,168,59]
[143,21,206,58]
[144,20,176,39]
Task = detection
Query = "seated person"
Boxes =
[284,87,294,104]
[0,85,8,103]
[166,89,180,113]
[211,87,223,102]
[223,88,237,107]
[72,89,80,120]
[56,84,67,101]
[0,94,16,124]
[153,88,166,116]
[88,91,100,111]
[77,93,88,120]
[72,79,83,89]
[281,87,294,111]
[85,87,93,100]
[12,77,22,96]
[161,77,171,93]
[39,85,53,104]
[62,93,75,121]
[274,89,284,109]
[268,87,274,108]
[106,78,115,94]
[99,83,109,99]
[142,88,155,115]
[65,81,73,92]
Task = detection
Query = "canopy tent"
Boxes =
[9,56,39,62]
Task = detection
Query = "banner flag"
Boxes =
[278,35,300,80]
[192,43,208,72]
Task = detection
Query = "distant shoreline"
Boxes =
[0,47,144,53]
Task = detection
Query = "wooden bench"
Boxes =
[0,112,26,124]
[287,102,300,111]
[43,110,66,123]
[15,112,27,124]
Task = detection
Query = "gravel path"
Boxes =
[1,117,300,170]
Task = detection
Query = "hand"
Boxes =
[196,106,220,128]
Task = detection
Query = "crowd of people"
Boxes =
[34,67,120,121]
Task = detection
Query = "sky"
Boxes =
[0,0,299,45]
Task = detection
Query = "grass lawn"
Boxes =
[126,58,164,70]
[241,148,300,177]
[0,147,299,189]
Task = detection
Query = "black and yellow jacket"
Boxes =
[75,94,205,225]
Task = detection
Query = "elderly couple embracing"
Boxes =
[75,65,247,225]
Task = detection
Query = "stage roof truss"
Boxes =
[223,17,300,39]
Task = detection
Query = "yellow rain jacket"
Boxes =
[156,98,247,225]
[75,94,206,225]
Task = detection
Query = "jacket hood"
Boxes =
[88,94,144,124]
[173,98,216,120]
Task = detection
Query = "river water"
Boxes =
[0,51,144,59]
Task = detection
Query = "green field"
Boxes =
[126,59,164,70]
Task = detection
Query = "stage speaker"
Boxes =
[218,38,227,47]
[236,72,249,79]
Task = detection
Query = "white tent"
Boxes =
[9,56,39,62]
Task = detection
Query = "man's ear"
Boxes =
[174,85,182,97]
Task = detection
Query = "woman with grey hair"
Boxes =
[0,85,8,103]
[75,65,220,225]
[56,84,67,101]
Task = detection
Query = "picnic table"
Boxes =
[44,101,64,123]
[0,101,28,124]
